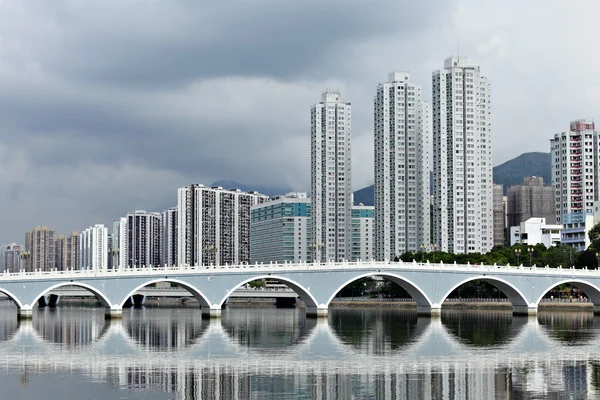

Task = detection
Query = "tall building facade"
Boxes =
[2,243,22,272]
[493,184,505,246]
[351,205,374,261]
[112,218,127,269]
[126,210,161,268]
[24,226,56,272]
[55,232,79,271]
[177,185,268,266]
[161,207,178,267]
[250,193,311,264]
[551,119,600,249]
[432,56,493,254]
[79,224,108,270]
[374,71,430,260]
[507,176,555,228]
[310,90,352,262]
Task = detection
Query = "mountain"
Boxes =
[210,180,292,198]
[352,152,552,206]
[493,152,551,191]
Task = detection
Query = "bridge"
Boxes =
[2,260,600,319]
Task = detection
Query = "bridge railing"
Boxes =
[2,260,599,281]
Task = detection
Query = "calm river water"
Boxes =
[0,302,599,399]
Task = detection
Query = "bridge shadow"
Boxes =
[33,307,109,347]
[537,311,600,346]
[220,308,316,352]
[328,308,427,355]
[123,307,209,351]
[441,310,528,348]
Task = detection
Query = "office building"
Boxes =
[250,192,311,264]
[55,232,79,271]
[126,210,161,268]
[507,176,555,228]
[432,56,493,253]
[161,207,178,267]
[112,218,127,269]
[551,120,600,249]
[493,184,505,246]
[310,90,352,262]
[509,217,562,248]
[374,71,430,260]
[24,226,56,272]
[351,205,374,261]
[177,184,268,266]
[79,224,108,270]
[1,243,22,272]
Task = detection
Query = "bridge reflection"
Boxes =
[442,310,528,348]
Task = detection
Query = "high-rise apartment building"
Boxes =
[177,185,268,266]
[250,192,311,264]
[79,224,108,270]
[24,226,56,272]
[126,210,161,268]
[432,56,493,254]
[551,119,600,249]
[112,218,127,269]
[351,205,374,261]
[310,90,352,262]
[374,71,430,260]
[492,184,505,246]
[161,207,178,267]
[55,232,79,271]
[507,176,555,229]
[1,243,22,272]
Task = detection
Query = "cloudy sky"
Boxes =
[0,0,597,243]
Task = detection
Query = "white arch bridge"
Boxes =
[3,260,600,319]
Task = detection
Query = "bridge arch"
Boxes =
[217,275,318,308]
[535,279,600,305]
[119,279,211,308]
[440,276,529,306]
[324,272,433,308]
[0,287,24,308]
[32,282,111,308]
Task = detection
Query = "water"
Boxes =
[0,302,599,399]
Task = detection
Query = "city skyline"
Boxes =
[0,1,595,243]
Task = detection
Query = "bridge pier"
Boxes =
[48,294,60,307]
[512,305,538,316]
[594,305,600,315]
[18,306,33,320]
[105,305,123,319]
[306,306,328,318]
[417,305,441,317]
[202,305,222,319]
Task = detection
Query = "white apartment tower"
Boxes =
[550,120,600,249]
[112,218,127,269]
[126,210,162,268]
[310,90,352,262]
[432,56,493,254]
[79,224,108,270]
[374,72,430,260]
[161,207,178,267]
[177,185,268,266]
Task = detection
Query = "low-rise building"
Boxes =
[509,218,562,247]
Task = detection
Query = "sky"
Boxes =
[0,0,598,243]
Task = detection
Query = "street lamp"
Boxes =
[528,247,534,267]
[308,243,325,263]
[514,248,521,265]
[431,244,438,263]
[203,245,218,266]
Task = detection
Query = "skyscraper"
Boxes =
[55,232,79,271]
[24,226,56,272]
[493,184,505,246]
[507,176,555,228]
[351,205,374,261]
[177,185,268,266]
[161,207,178,267]
[432,56,493,254]
[374,71,430,260]
[112,217,127,269]
[2,243,22,272]
[126,210,161,268]
[310,90,352,262]
[79,224,108,270]
[550,120,599,249]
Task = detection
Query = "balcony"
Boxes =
[571,170,582,175]
[571,189,583,195]
[571,183,582,188]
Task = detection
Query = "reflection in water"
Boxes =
[442,310,525,347]
[538,311,600,345]
[221,308,315,350]
[34,307,107,346]
[2,305,600,398]
[124,307,207,351]
[0,300,18,341]
[329,308,421,354]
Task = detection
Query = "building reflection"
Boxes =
[33,308,106,346]
[442,310,526,347]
